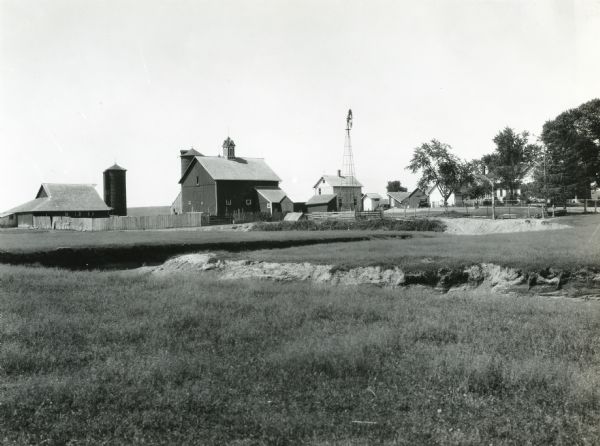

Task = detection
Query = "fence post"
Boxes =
[595,200,597,214]
[527,204,530,218]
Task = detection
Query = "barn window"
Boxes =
[196,176,199,185]
[266,202,271,209]
[245,199,252,206]
[225,200,232,206]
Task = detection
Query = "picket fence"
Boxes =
[32,212,204,231]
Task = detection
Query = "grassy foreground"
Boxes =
[1,266,599,445]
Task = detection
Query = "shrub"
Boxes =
[251,218,446,232]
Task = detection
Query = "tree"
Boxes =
[406,140,472,208]
[541,98,600,210]
[483,128,539,201]
[386,181,407,192]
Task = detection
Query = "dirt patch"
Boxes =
[441,218,569,235]
[147,253,600,300]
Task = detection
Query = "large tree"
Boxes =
[541,98,600,209]
[483,127,539,201]
[407,140,472,207]
[386,181,407,192]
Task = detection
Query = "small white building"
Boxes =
[427,185,465,207]
[362,193,383,211]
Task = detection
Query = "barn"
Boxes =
[0,183,111,228]
[178,137,291,217]
[387,188,429,209]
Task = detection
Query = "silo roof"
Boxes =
[104,163,127,172]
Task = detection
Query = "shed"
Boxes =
[306,194,338,213]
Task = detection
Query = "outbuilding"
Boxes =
[306,194,338,213]
[0,183,111,228]
[387,188,428,209]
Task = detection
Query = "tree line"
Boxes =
[393,98,599,208]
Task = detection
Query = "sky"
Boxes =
[1,0,599,210]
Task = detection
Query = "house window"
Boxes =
[196,176,199,186]
[266,202,271,209]
[318,188,321,195]
[245,199,252,206]
[225,200,232,206]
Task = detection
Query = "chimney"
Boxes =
[222,137,235,160]
[337,169,341,177]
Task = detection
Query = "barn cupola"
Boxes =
[222,137,235,160]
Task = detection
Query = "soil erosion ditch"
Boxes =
[0,234,412,270]
[146,253,600,300]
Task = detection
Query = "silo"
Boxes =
[180,148,202,176]
[103,163,127,216]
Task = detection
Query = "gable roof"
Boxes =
[255,187,288,203]
[306,194,337,206]
[388,188,427,204]
[179,156,281,183]
[1,184,110,217]
[387,191,410,203]
[314,175,363,189]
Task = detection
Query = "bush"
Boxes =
[251,218,445,232]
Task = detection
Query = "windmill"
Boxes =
[341,109,358,210]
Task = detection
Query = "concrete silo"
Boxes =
[103,163,127,216]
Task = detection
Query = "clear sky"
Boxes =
[1,0,599,210]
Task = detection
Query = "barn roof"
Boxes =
[0,183,110,217]
[179,156,281,183]
[388,188,426,204]
[387,191,410,203]
[306,194,337,206]
[255,187,288,203]
[314,175,363,189]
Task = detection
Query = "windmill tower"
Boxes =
[341,109,359,210]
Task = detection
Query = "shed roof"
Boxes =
[314,175,363,189]
[179,156,281,183]
[306,194,337,206]
[363,193,382,200]
[255,187,288,203]
[0,183,110,217]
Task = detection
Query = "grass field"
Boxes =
[1,265,599,445]
[237,214,600,272]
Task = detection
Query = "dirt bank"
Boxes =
[147,253,600,300]
[440,218,570,235]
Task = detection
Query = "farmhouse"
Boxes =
[427,185,466,207]
[0,183,110,228]
[313,171,363,211]
[387,188,428,209]
[178,137,292,217]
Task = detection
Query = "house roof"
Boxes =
[314,174,363,189]
[179,156,281,183]
[255,187,288,203]
[306,194,337,206]
[1,184,110,217]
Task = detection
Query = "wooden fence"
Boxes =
[306,211,382,221]
[32,212,204,231]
